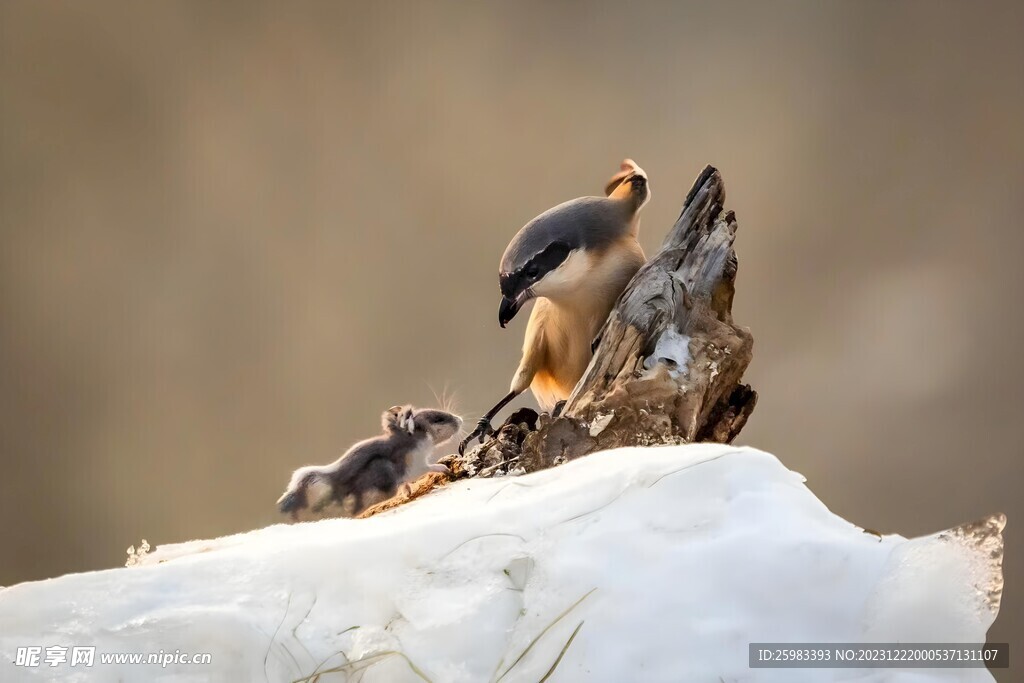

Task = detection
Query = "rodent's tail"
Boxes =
[277,488,303,517]
[278,467,310,514]
[382,405,416,434]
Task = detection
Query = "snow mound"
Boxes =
[0,444,1004,682]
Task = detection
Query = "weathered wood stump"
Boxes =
[362,165,756,517]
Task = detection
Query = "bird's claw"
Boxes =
[458,418,495,455]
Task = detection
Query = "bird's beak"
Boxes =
[498,290,531,328]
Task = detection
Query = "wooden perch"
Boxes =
[361,166,756,517]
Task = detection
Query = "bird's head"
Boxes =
[498,237,578,327]
[496,159,648,328]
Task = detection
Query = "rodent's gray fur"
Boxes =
[277,406,461,520]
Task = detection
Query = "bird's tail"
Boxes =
[604,158,646,196]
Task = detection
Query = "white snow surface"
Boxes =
[0,444,1002,683]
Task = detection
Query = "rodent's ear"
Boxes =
[402,408,416,435]
[604,159,639,196]
[382,405,404,431]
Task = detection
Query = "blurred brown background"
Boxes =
[1,0,1021,670]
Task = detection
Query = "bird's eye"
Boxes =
[525,265,540,278]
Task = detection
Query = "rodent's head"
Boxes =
[382,405,462,445]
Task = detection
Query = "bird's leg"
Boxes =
[551,400,567,418]
[458,390,518,454]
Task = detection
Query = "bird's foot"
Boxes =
[458,418,495,455]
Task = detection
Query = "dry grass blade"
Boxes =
[293,626,359,683]
[537,620,584,683]
[294,650,432,683]
[494,587,596,682]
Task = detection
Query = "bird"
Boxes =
[459,159,650,453]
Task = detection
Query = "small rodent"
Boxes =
[277,405,462,520]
